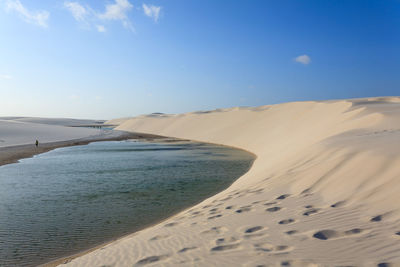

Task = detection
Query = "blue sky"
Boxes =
[0,0,399,119]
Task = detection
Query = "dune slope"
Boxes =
[64,97,400,266]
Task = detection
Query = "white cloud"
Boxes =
[5,0,49,27]
[96,24,106,32]
[63,0,137,32]
[142,4,161,22]
[64,1,87,22]
[294,54,311,65]
[98,0,133,30]
[0,74,13,80]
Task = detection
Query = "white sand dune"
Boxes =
[60,97,400,266]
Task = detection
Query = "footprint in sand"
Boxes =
[312,230,339,240]
[395,232,400,236]
[208,214,222,220]
[281,261,291,266]
[304,205,313,209]
[280,260,319,266]
[135,254,170,265]
[211,243,241,252]
[303,208,320,216]
[178,246,198,253]
[243,226,267,239]
[201,226,227,235]
[301,188,311,195]
[377,263,393,267]
[164,222,179,227]
[279,219,295,225]
[233,191,249,198]
[370,215,383,222]
[244,232,267,239]
[313,228,364,240]
[149,234,170,241]
[253,242,274,252]
[331,200,346,208]
[275,245,291,252]
[254,243,292,253]
[236,205,252,213]
[244,226,264,233]
[266,206,281,212]
[276,194,290,200]
[216,236,238,244]
[190,211,203,217]
[264,201,277,206]
[344,228,363,235]
[285,230,298,235]
[219,196,232,201]
[209,208,219,214]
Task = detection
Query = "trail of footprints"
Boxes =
[136,191,400,266]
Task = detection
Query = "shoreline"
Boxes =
[0,130,163,168]
[41,138,256,267]
[0,129,183,267]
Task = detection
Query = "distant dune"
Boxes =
[58,97,400,266]
[0,117,105,127]
[0,118,102,147]
[0,117,147,167]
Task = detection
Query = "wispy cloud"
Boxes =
[0,74,13,80]
[64,1,87,22]
[98,0,133,30]
[294,54,311,65]
[96,24,106,32]
[64,0,134,32]
[142,4,161,22]
[5,0,49,27]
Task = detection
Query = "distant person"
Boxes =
[35,140,39,147]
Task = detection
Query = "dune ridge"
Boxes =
[62,97,400,266]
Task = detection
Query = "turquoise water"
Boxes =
[0,140,254,266]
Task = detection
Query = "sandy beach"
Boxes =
[46,97,400,267]
[0,117,159,167]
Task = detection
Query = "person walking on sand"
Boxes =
[35,139,39,147]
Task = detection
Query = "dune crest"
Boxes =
[62,97,400,266]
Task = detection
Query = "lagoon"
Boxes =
[0,140,254,266]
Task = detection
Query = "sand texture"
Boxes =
[56,97,400,266]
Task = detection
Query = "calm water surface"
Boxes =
[0,140,254,266]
